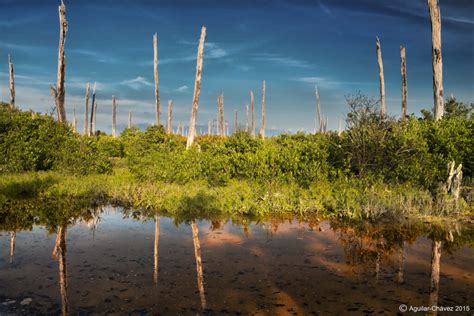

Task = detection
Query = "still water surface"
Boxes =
[0,207,472,315]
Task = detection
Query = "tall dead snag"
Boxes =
[186,25,206,149]
[128,111,132,128]
[250,91,255,137]
[72,108,77,132]
[260,80,266,139]
[10,231,15,264]
[154,215,160,284]
[84,83,90,136]
[400,46,408,119]
[8,55,15,109]
[315,85,321,133]
[90,82,97,135]
[217,94,225,136]
[54,0,68,123]
[428,0,444,120]
[245,104,249,132]
[234,110,238,133]
[112,95,117,138]
[376,36,385,116]
[446,161,462,201]
[428,240,441,314]
[53,225,68,316]
[167,100,173,133]
[192,220,207,310]
[207,119,212,135]
[153,33,160,125]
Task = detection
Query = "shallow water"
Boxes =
[0,207,473,315]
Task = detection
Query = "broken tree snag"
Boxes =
[376,36,385,117]
[192,220,207,310]
[8,55,15,109]
[315,85,321,133]
[53,225,68,316]
[446,161,463,200]
[428,0,444,120]
[217,94,225,137]
[428,240,441,313]
[92,100,98,134]
[260,80,266,139]
[245,104,249,132]
[186,25,206,149]
[207,119,212,135]
[112,95,117,138]
[250,91,255,137]
[90,82,97,135]
[234,109,238,133]
[128,111,132,128]
[167,100,173,134]
[72,108,77,133]
[50,85,60,120]
[153,33,160,126]
[84,83,90,136]
[400,46,408,119]
[56,0,68,123]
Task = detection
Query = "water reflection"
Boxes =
[0,203,472,314]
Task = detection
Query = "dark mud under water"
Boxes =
[0,207,472,315]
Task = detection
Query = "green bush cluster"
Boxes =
[0,103,111,174]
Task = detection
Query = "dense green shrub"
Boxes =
[0,103,111,174]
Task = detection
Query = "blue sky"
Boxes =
[0,0,473,134]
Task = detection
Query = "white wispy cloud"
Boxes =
[120,76,153,90]
[174,85,189,93]
[253,53,311,68]
[69,48,119,64]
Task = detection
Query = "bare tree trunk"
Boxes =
[92,100,97,135]
[72,108,77,133]
[260,80,266,139]
[217,94,225,137]
[376,36,385,116]
[90,82,97,135]
[245,104,249,132]
[400,46,408,119]
[428,240,441,315]
[50,85,60,120]
[315,85,321,133]
[250,91,255,137]
[446,161,463,201]
[8,55,15,109]
[112,95,117,138]
[207,119,212,135]
[167,100,173,134]
[428,0,444,120]
[191,220,207,310]
[186,25,206,149]
[154,215,160,284]
[55,0,68,123]
[234,109,238,133]
[53,225,68,316]
[153,33,160,126]
[9,231,15,264]
[84,83,90,136]
[128,111,132,129]
[225,121,229,137]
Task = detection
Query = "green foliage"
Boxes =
[0,104,111,174]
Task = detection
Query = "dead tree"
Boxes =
[428,0,444,120]
[217,94,225,136]
[8,55,15,109]
[250,91,255,137]
[376,36,385,116]
[208,119,212,135]
[446,161,462,200]
[245,104,249,132]
[72,108,77,132]
[153,33,160,125]
[154,215,160,284]
[167,100,173,133]
[186,25,206,149]
[112,96,117,138]
[428,240,441,314]
[53,225,68,316]
[84,83,90,136]
[192,220,207,310]
[90,82,97,135]
[400,46,408,119]
[53,0,68,123]
[10,231,15,264]
[315,85,321,133]
[92,100,98,135]
[234,109,238,133]
[260,80,266,139]
[128,111,132,128]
